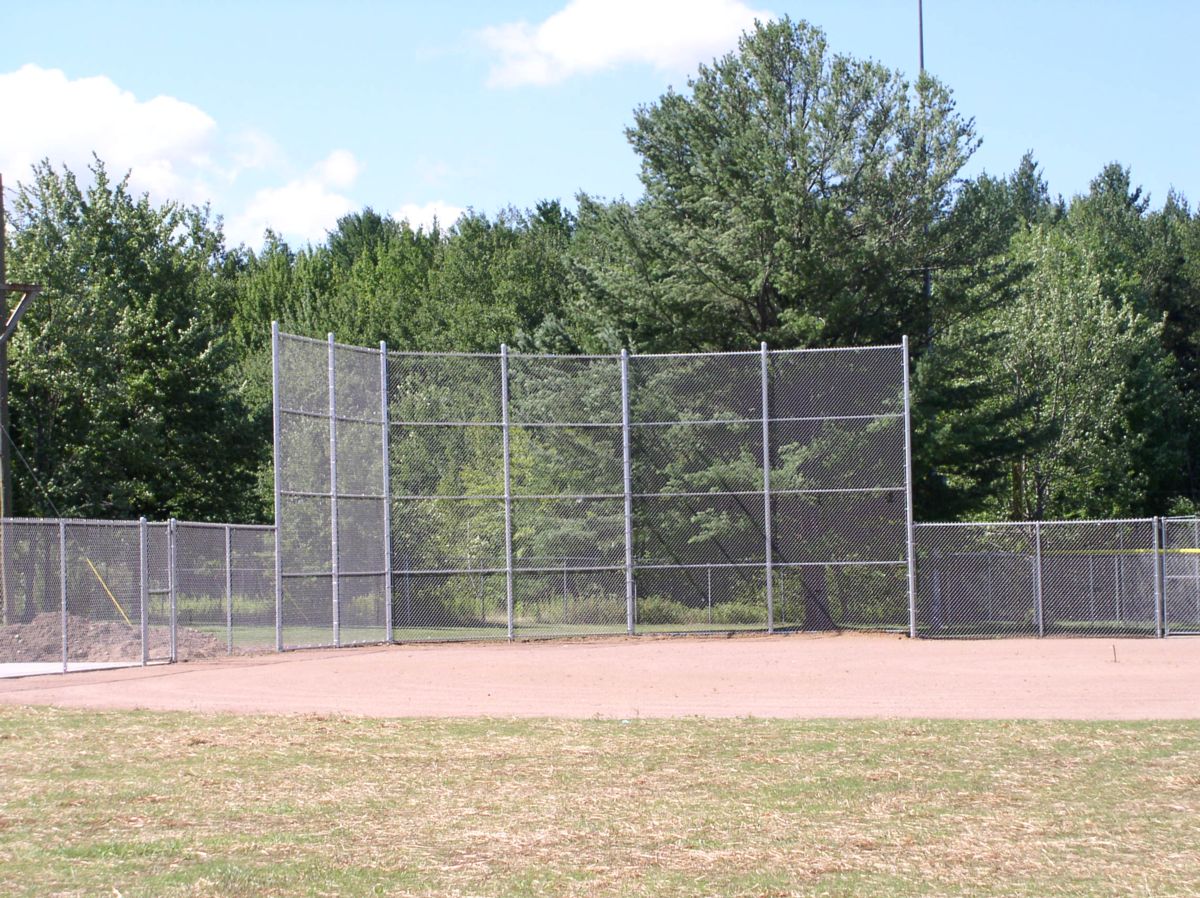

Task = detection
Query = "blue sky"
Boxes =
[3,1,1197,249]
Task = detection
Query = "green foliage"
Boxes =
[6,159,259,520]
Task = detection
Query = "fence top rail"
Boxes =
[278,328,903,362]
[916,517,1157,529]
[2,516,274,531]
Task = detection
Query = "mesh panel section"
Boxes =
[174,523,225,658]
[390,425,504,498]
[772,564,908,630]
[390,571,509,639]
[511,498,625,570]
[282,575,334,648]
[513,569,626,637]
[230,527,276,650]
[771,417,906,491]
[387,353,503,424]
[634,565,768,632]
[64,521,146,664]
[632,422,763,495]
[510,425,624,497]
[333,344,383,422]
[769,347,904,418]
[278,335,329,416]
[1164,518,1200,633]
[629,353,762,422]
[634,494,767,566]
[393,498,506,573]
[0,521,62,663]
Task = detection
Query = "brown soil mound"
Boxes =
[0,612,224,663]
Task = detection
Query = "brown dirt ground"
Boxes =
[0,612,224,663]
[1,630,1197,719]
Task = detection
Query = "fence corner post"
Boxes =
[271,321,284,652]
[620,348,635,635]
[380,340,394,645]
[500,343,514,641]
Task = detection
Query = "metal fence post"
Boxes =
[1153,516,1164,638]
[139,516,149,666]
[168,518,178,663]
[328,333,340,647]
[620,349,634,635]
[500,344,515,640]
[271,321,284,652]
[760,342,775,633]
[902,335,917,638]
[1034,521,1045,637]
[224,524,233,654]
[380,341,394,643]
[59,519,68,674]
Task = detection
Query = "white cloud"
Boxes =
[392,200,465,233]
[0,63,219,201]
[227,150,365,247]
[480,0,771,87]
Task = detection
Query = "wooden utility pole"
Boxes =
[0,173,42,624]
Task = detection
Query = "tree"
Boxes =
[5,159,258,520]
[570,16,977,352]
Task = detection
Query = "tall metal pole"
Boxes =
[500,345,515,639]
[271,322,284,651]
[918,0,925,73]
[0,175,10,626]
[760,342,774,633]
[380,341,394,643]
[328,333,340,647]
[902,336,917,638]
[620,349,635,634]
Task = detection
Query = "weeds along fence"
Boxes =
[915,517,1200,637]
[0,518,275,672]
[273,326,917,648]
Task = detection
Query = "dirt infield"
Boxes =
[0,631,1197,719]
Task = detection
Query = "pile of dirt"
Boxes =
[0,612,224,663]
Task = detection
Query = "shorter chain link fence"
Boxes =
[914,518,1187,637]
[0,517,276,673]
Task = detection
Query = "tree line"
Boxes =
[5,17,1200,525]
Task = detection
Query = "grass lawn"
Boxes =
[0,708,1198,897]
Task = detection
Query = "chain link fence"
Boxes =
[0,517,276,673]
[274,327,914,643]
[914,518,1174,637]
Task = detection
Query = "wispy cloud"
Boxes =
[480,0,770,88]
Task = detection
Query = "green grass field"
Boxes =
[1,708,1198,897]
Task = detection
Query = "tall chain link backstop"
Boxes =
[272,326,915,646]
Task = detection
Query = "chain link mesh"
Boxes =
[0,518,279,672]
[272,332,912,642]
[916,519,1162,637]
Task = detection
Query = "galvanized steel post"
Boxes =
[224,524,233,654]
[902,335,917,638]
[620,349,634,634]
[168,518,178,662]
[328,333,340,647]
[380,341,394,643]
[500,344,515,640]
[139,516,149,666]
[760,342,774,633]
[59,519,67,673]
[271,321,283,652]
[1153,516,1164,638]
[1034,521,1045,637]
